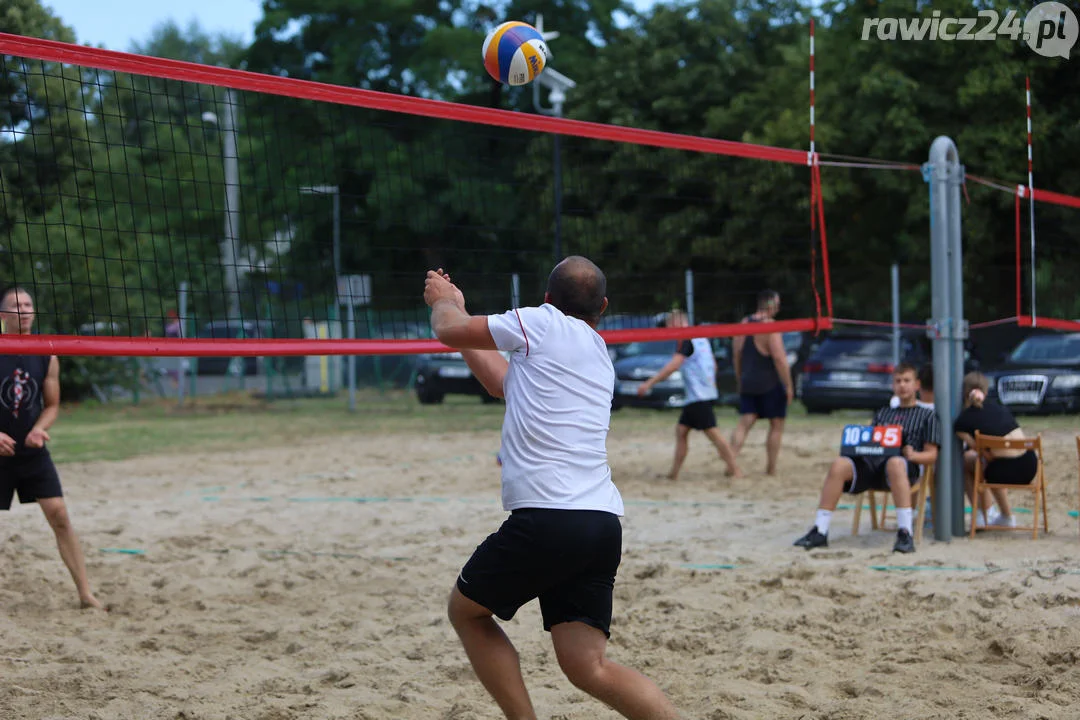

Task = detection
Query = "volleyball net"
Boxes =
[0,32,831,361]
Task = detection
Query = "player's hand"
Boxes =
[24,428,49,449]
[901,445,915,460]
[0,432,16,456]
[424,269,465,309]
[636,382,650,397]
[786,384,795,405]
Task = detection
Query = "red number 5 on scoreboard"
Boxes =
[876,425,902,448]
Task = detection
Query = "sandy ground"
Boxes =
[2,419,1080,720]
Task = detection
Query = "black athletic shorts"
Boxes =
[985,451,1038,485]
[678,400,717,431]
[739,384,788,419]
[842,455,921,495]
[0,450,63,511]
[456,508,622,637]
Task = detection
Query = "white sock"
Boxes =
[815,509,832,535]
[896,507,913,533]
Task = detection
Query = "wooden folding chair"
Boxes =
[852,464,934,544]
[969,431,1048,540]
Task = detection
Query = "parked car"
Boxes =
[358,321,434,388]
[799,330,930,413]
[986,332,1080,414]
[598,313,663,361]
[195,320,273,375]
[413,349,508,404]
[612,340,686,410]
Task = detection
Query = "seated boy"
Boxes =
[794,363,940,553]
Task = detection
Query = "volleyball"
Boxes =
[482,21,551,86]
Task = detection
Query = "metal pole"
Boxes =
[178,282,188,408]
[222,89,242,321]
[947,154,967,537]
[926,136,958,543]
[891,264,900,368]
[332,189,341,288]
[685,269,695,325]
[553,133,563,263]
[511,273,521,309]
[346,301,356,412]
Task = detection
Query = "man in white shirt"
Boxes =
[636,311,741,480]
[425,256,679,720]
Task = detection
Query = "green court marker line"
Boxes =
[870,565,987,572]
[202,496,220,502]
[682,563,738,570]
[100,548,145,555]
[1069,511,1078,518]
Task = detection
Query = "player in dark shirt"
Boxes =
[954,372,1033,529]
[0,287,104,610]
[794,363,940,553]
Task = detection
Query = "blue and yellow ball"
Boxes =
[482,21,551,86]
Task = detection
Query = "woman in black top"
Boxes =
[954,372,1037,529]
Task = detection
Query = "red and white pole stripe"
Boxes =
[809,18,815,165]
[1026,76,1036,326]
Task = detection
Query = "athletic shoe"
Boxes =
[794,527,828,549]
[893,529,915,554]
[988,508,1017,528]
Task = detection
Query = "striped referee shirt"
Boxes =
[872,404,941,451]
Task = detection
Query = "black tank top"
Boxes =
[739,317,780,394]
[0,354,50,456]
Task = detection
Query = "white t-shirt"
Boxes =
[487,304,624,516]
[890,396,934,410]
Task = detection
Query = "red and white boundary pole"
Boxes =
[1026,76,1036,326]
[809,18,816,164]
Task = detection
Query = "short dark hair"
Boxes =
[918,363,934,390]
[894,362,918,377]
[757,290,779,308]
[546,256,606,324]
[0,285,31,308]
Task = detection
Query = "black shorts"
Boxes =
[985,451,1038,485]
[457,508,622,637]
[739,384,788,419]
[678,401,717,430]
[842,455,921,495]
[0,450,63,511]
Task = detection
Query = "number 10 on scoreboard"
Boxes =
[840,424,903,457]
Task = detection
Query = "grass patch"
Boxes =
[46,392,1080,464]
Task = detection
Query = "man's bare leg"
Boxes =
[886,458,916,551]
[38,497,104,610]
[448,587,536,720]
[730,414,757,455]
[703,427,741,477]
[551,621,680,720]
[665,425,690,480]
[765,418,785,475]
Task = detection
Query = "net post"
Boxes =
[511,274,521,309]
[926,136,963,541]
[947,153,967,537]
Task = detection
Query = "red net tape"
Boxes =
[0,33,806,165]
[0,318,831,357]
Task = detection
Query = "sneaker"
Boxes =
[893,529,915,554]
[794,526,828,550]
[974,510,988,529]
[988,508,1018,528]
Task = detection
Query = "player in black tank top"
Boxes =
[730,291,794,475]
[0,287,105,610]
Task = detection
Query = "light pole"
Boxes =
[201,88,243,322]
[299,185,341,286]
[300,185,355,411]
[531,15,574,264]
